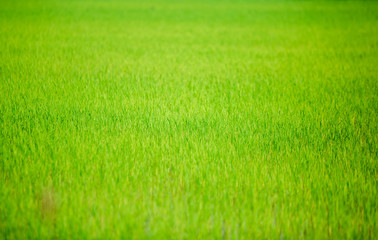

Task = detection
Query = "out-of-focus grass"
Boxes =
[0,0,377,239]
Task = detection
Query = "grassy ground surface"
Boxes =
[0,0,377,239]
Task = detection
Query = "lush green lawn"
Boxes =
[0,0,377,239]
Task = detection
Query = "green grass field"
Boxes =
[0,0,377,239]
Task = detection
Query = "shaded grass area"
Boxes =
[0,0,377,239]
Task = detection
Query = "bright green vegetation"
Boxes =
[0,0,377,239]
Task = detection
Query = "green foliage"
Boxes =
[0,0,377,239]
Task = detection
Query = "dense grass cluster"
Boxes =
[0,0,377,239]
